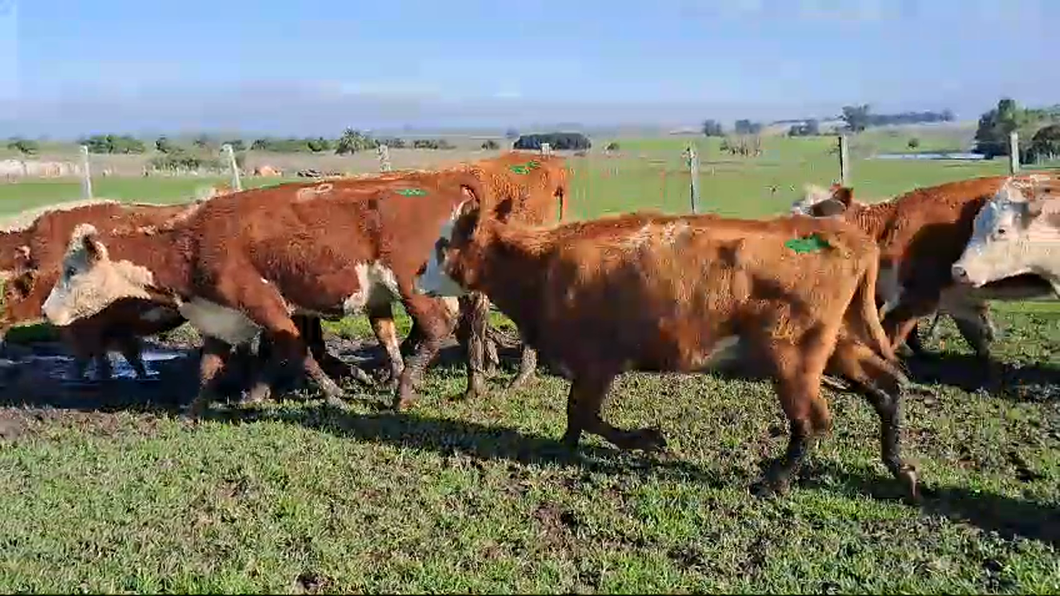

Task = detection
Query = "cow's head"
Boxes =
[416,196,486,298]
[790,183,856,217]
[952,180,1060,289]
[42,224,155,326]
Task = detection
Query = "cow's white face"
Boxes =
[415,200,473,298]
[42,224,155,326]
[952,183,1059,288]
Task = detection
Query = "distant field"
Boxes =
[2,128,1060,593]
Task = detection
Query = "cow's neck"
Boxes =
[466,221,550,339]
[1023,225,1060,297]
[849,201,897,241]
[105,229,194,297]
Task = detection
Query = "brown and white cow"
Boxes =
[952,177,1060,295]
[791,176,1057,359]
[41,172,490,416]
[0,200,195,379]
[416,202,919,499]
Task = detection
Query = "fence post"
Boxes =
[222,144,242,191]
[377,144,392,172]
[1008,131,1020,174]
[79,145,93,200]
[838,135,850,186]
[687,144,700,213]
[540,142,551,156]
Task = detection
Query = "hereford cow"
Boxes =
[952,178,1060,295]
[415,201,919,499]
[791,176,1057,359]
[41,172,490,416]
[0,200,195,379]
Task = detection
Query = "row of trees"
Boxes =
[702,106,955,138]
[972,98,1060,161]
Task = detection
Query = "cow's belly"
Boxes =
[178,298,260,345]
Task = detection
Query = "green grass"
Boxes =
[1,135,1059,593]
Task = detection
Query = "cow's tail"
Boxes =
[855,248,900,366]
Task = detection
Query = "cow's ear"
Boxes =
[79,229,108,264]
[814,198,848,217]
[832,186,854,207]
[1029,197,1060,227]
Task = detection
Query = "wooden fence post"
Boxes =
[79,145,93,200]
[377,144,392,172]
[541,142,551,156]
[687,144,700,213]
[1008,131,1020,174]
[222,144,242,191]
[838,135,850,186]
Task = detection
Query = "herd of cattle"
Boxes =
[0,150,1057,501]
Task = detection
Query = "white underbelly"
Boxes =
[178,298,261,345]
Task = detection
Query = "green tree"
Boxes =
[223,139,246,152]
[841,104,872,133]
[1029,124,1060,162]
[701,119,724,137]
[334,128,376,155]
[155,136,176,153]
[6,137,39,156]
[907,137,920,150]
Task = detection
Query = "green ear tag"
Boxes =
[785,233,831,254]
[395,188,428,197]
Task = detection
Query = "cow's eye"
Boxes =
[65,266,76,278]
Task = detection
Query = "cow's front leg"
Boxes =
[392,293,454,411]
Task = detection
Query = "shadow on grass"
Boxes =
[800,461,1060,547]
[901,351,1060,399]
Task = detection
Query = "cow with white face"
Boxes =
[952,180,1060,297]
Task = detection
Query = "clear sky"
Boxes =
[2,0,1058,137]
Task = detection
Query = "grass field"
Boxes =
[1,133,1059,593]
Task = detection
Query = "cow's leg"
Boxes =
[365,303,403,387]
[227,282,344,405]
[456,291,489,400]
[94,352,114,382]
[881,296,939,357]
[757,332,835,496]
[507,345,538,392]
[296,314,370,385]
[562,370,666,452]
[117,335,149,379]
[188,336,232,417]
[391,292,455,411]
[826,338,919,499]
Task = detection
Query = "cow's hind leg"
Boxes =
[227,281,344,406]
[827,339,918,498]
[188,336,233,417]
[562,371,666,453]
[367,303,404,389]
[117,334,149,379]
[507,345,538,392]
[391,292,456,411]
[757,337,834,497]
[457,292,489,400]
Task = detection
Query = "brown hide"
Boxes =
[429,206,917,498]
[57,172,490,413]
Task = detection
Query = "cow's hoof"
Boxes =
[323,395,348,410]
[634,427,668,452]
[506,372,535,392]
[897,464,920,503]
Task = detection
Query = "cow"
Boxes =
[415,200,919,499]
[791,176,1057,359]
[327,152,570,399]
[40,172,491,416]
[952,177,1060,296]
[0,200,196,379]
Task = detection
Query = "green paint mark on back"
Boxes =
[785,234,831,254]
[395,188,428,197]
[508,160,542,175]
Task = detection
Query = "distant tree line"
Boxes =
[512,132,591,151]
[973,97,1060,162]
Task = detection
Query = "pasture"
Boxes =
[1,133,1059,593]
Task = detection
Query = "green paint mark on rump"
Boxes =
[395,188,428,197]
[785,234,831,254]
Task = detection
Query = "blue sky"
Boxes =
[2,0,1058,136]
